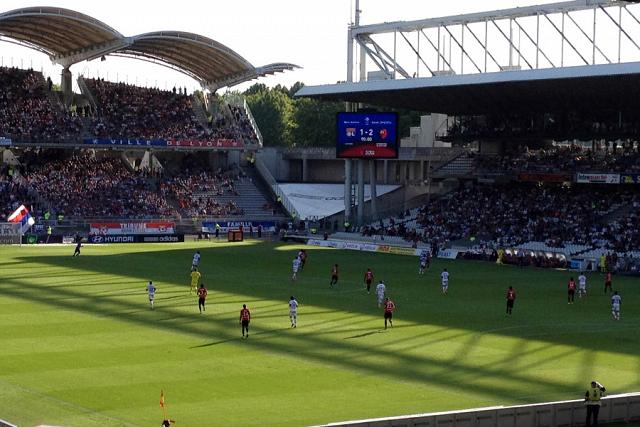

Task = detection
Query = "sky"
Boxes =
[0,0,635,93]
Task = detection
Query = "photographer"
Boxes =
[585,380,606,426]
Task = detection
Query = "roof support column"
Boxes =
[61,67,72,107]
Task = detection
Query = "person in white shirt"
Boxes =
[292,257,301,281]
[192,251,201,269]
[289,296,299,327]
[578,273,587,298]
[611,291,621,320]
[146,281,156,310]
[441,268,449,295]
[375,281,386,307]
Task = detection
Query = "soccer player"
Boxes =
[292,256,301,281]
[567,277,576,304]
[190,267,201,293]
[506,286,516,315]
[329,264,339,287]
[611,291,621,320]
[73,239,82,257]
[578,272,587,298]
[146,281,156,310]
[299,249,307,270]
[604,271,613,294]
[364,268,374,293]
[419,250,429,275]
[192,250,201,269]
[375,280,386,308]
[440,268,449,295]
[383,297,395,330]
[288,296,299,328]
[239,304,251,338]
[197,283,208,314]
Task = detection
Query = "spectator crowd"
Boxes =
[474,144,640,174]
[0,67,82,141]
[0,151,249,220]
[360,183,640,267]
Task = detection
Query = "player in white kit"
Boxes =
[375,281,386,308]
[146,281,156,310]
[192,250,201,269]
[611,291,621,320]
[441,269,449,295]
[419,251,429,275]
[289,296,299,327]
[578,272,587,298]
[291,257,301,281]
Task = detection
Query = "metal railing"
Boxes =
[254,157,297,218]
[225,93,263,147]
[76,75,99,113]
[315,392,640,427]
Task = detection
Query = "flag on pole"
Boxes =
[160,390,165,408]
[7,204,35,234]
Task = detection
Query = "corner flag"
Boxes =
[7,205,35,233]
[160,390,165,408]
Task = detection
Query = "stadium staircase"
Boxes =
[432,151,475,177]
[234,166,287,220]
[192,96,210,130]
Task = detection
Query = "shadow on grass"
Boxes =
[4,241,638,404]
[0,274,586,405]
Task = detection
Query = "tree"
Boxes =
[292,97,342,147]
[246,89,294,147]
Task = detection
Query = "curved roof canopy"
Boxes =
[0,6,298,90]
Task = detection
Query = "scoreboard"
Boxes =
[336,112,399,159]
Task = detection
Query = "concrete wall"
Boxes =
[307,159,345,182]
[314,393,640,427]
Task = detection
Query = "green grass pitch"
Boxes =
[0,240,638,427]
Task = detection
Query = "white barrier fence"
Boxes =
[315,392,640,427]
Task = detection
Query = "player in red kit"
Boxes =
[604,272,613,294]
[197,284,208,314]
[567,277,576,304]
[363,268,374,294]
[383,297,395,329]
[239,304,251,338]
[506,286,516,315]
[330,264,339,288]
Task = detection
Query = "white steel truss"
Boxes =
[348,0,640,82]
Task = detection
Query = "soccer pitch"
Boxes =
[0,241,638,427]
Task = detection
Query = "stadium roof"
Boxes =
[296,62,640,115]
[0,6,298,90]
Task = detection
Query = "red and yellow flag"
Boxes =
[160,390,165,408]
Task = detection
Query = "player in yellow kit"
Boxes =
[190,267,201,293]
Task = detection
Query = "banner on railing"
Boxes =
[88,234,184,244]
[620,173,640,184]
[307,238,420,256]
[518,172,572,183]
[575,173,620,184]
[83,138,244,149]
[166,139,243,148]
[90,222,175,235]
[0,137,11,146]
[201,221,276,233]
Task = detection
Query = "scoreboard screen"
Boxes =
[336,112,399,159]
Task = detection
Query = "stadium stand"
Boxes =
[1,149,282,221]
[81,78,262,144]
[23,150,175,218]
[474,144,640,174]
[346,182,640,271]
[85,78,212,140]
[0,67,81,142]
